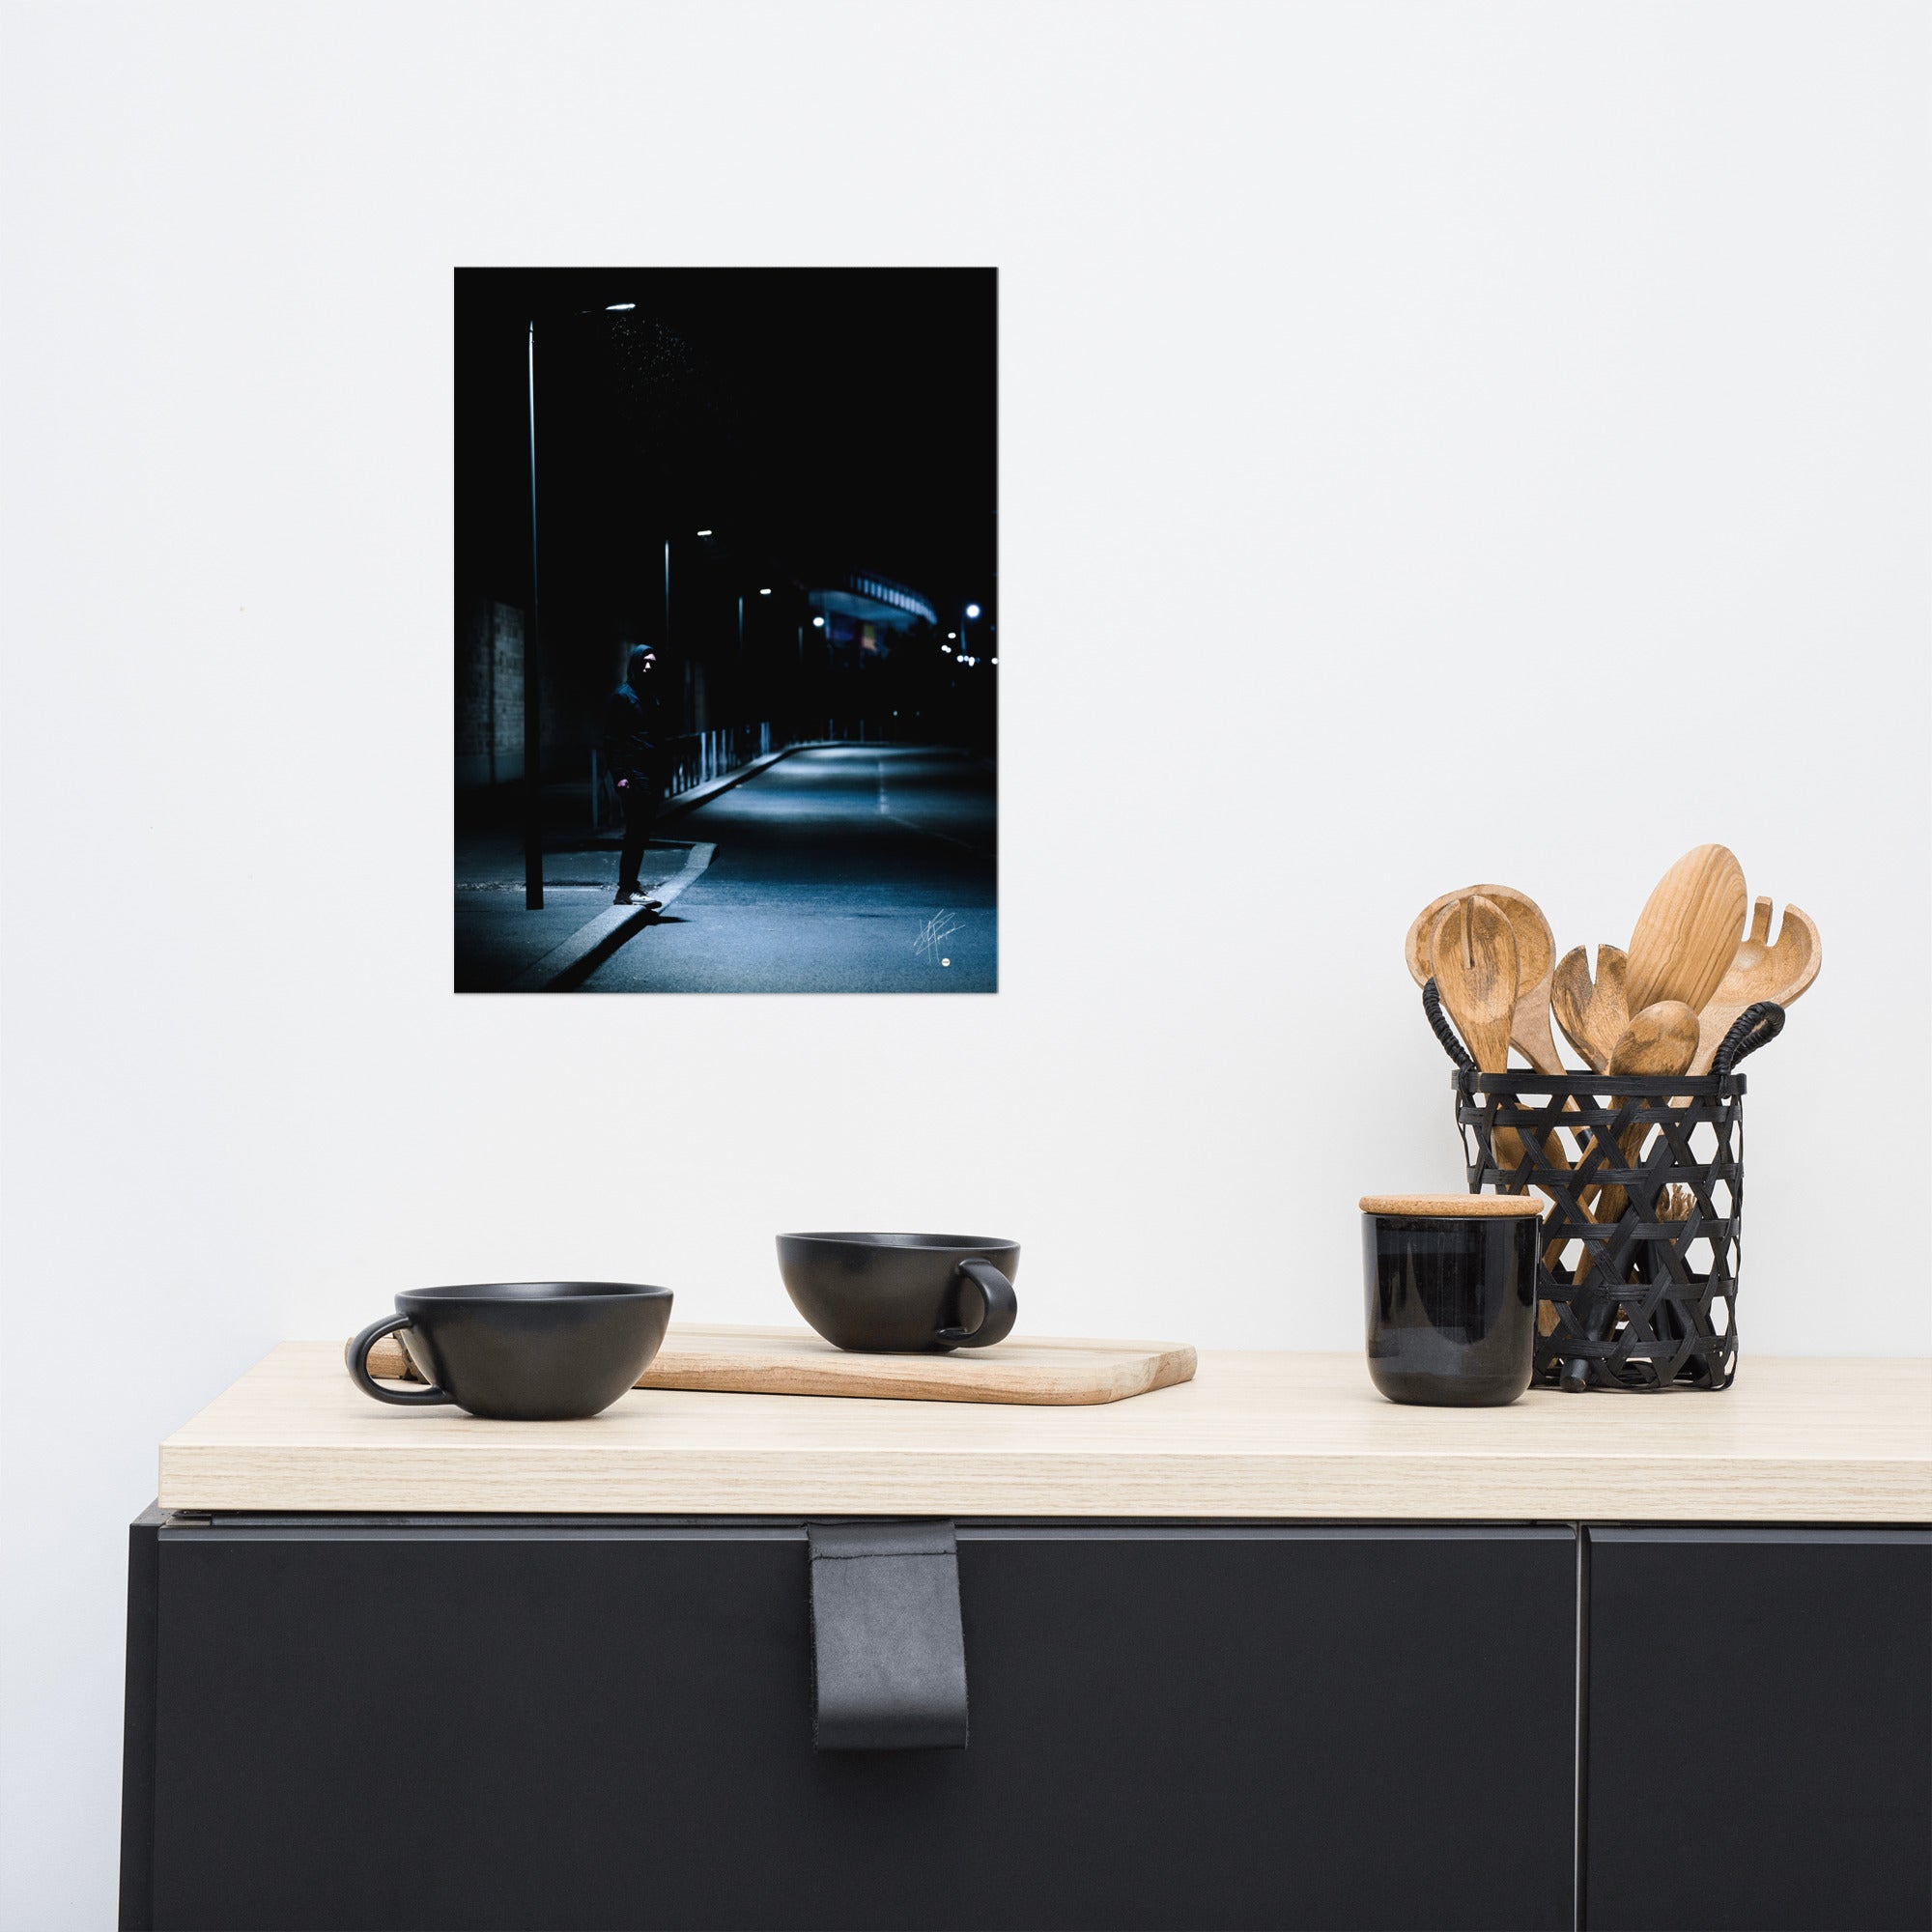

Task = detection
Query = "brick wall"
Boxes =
[455,596,526,789]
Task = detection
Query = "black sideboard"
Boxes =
[119,1512,1929,1932]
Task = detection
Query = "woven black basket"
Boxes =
[1425,988,1786,1391]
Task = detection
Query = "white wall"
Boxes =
[4,3,1925,1920]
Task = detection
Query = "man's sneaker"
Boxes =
[615,888,662,910]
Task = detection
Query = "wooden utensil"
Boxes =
[1625,844,1748,1018]
[1551,945,1629,1076]
[1428,895,1518,1074]
[1429,895,1569,1191]
[1690,897,1822,1073]
[1406,884,1564,1074]
[1563,1000,1702,1389]
[1609,1001,1702,1078]
[1420,895,1572,1324]
[1586,999,1703,1225]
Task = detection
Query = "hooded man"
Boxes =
[602,643,667,909]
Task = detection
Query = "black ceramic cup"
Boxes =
[344,1282,673,1420]
[1360,1196,1542,1406]
[776,1233,1019,1353]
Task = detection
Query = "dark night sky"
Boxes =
[455,268,997,630]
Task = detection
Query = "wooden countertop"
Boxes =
[156,1342,1932,1521]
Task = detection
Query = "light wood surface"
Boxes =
[158,1343,1932,1522]
[1691,897,1823,1074]
[1553,944,1629,1075]
[1358,1194,1544,1217]
[1405,883,1564,1074]
[363,1323,1196,1407]
[1625,843,1748,1018]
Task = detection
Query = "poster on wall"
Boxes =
[454,268,998,994]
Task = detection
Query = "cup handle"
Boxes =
[938,1258,1017,1349]
[345,1314,454,1406]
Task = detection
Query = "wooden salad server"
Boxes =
[1406,884,1564,1075]
[1551,944,1630,1077]
[1429,895,1573,1326]
[1624,844,1748,1018]
[1428,894,1563,1182]
[1690,897,1822,1074]
[1428,895,1518,1075]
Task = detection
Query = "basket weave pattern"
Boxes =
[1453,1070,1745,1391]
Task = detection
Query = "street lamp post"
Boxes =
[523,321,544,910]
[522,299,639,912]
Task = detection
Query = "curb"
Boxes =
[507,843,717,992]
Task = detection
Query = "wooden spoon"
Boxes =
[1690,897,1822,1073]
[1406,884,1563,1074]
[1551,944,1630,1076]
[1589,999,1703,1220]
[1609,1001,1701,1080]
[1625,844,1748,1018]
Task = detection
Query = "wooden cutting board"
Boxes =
[363,1322,1197,1407]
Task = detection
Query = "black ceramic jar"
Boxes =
[1360,1195,1543,1406]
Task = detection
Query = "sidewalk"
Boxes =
[453,747,798,991]
[455,840,697,992]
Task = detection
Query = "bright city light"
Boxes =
[941,644,952,654]
[965,604,981,619]
[811,615,825,629]
[990,656,999,665]
[606,303,637,312]
[696,528,713,537]
[758,587,772,595]
[947,632,957,639]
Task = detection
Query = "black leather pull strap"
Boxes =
[807,1520,968,1751]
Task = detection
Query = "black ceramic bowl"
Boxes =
[345,1282,673,1420]
[777,1233,1020,1353]
[1361,1198,1540,1406]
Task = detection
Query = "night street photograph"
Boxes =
[454,267,997,992]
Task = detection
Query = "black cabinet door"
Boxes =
[1584,1527,1932,1932]
[128,1518,1577,1932]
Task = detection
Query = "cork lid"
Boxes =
[1359,1193,1545,1218]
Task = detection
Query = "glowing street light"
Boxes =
[758,586,772,596]
[811,615,825,629]
[605,302,637,312]
[965,603,981,619]
[696,528,713,537]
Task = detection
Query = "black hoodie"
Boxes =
[601,653,665,785]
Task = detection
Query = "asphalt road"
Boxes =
[582,745,997,993]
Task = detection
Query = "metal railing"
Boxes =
[590,724,774,829]
[662,723,773,799]
[590,720,916,827]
